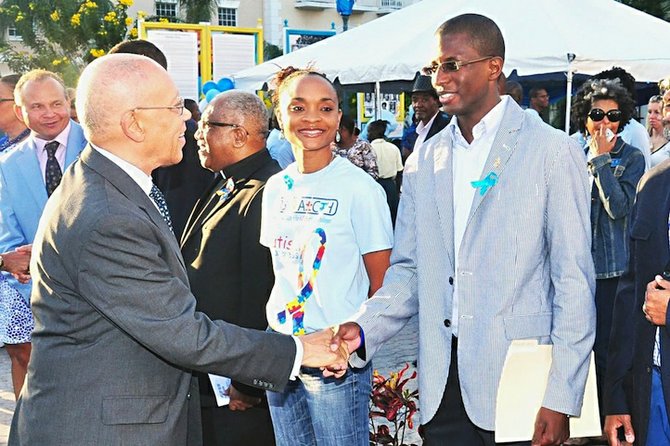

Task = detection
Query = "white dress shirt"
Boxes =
[449,96,510,335]
[34,122,71,184]
[414,111,439,150]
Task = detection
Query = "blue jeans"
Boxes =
[646,367,670,446]
[267,362,372,446]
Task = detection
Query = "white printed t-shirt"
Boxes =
[261,156,393,336]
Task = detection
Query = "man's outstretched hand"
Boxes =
[300,328,349,371]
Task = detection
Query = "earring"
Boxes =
[335,130,341,143]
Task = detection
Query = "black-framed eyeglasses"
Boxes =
[588,108,622,123]
[132,97,185,115]
[421,56,494,76]
[0,98,14,102]
[202,121,249,136]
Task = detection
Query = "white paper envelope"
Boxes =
[495,340,601,442]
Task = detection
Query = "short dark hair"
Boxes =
[184,98,198,113]
[271,65,338,108]
[529,87,547,99]
[436,14,505,59]
[367,120,388,141]
[0,74,21,89]
[571,78,635,135]
[109,40,168,70]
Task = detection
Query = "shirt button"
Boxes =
[449,277,454,285]
[444,319,451,327]
[646,366,652,374]
[187,393,191,400]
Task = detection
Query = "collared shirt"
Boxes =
[93,144,306,376]
[449,96,509,335]
[92,144,159,212]
[414,111,439,150]
[34,122,71,183]
[370,138,403,179]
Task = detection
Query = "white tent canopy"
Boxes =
[233,0,670,91]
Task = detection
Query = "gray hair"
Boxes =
[209,90,269,137]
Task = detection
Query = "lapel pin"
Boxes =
[215,177,235,202]
[283,175,294,190]
[471,172,498,196]
[493,157,501,169]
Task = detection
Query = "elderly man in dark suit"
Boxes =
[8,53,345,446]
[605,160,670,446]
[181,91,280,445]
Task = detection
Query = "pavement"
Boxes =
[0,348,14,445]
[0,320,422,446]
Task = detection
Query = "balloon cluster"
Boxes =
[202,77,235,103]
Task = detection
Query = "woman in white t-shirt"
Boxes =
[260,66,393,446]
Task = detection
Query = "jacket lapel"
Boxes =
[430,131,456,271]
[180,178,229,246]
[81,146,186,270]
[64,121,87,167]
[465,101,523,226]
[16,140,48,210]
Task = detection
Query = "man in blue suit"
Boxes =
[0,69,87,395]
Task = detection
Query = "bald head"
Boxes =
[77,53,189,174]
[76,53,171,143]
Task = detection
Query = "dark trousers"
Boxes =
[421,337,530,446]
[201,403,276,446]
[377,177,399,227]
[594,277,619,427]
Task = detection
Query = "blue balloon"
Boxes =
[205,89,220,102]
[217,77,235,92]
[202,81,218,94]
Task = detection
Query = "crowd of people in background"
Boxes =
[2,11,670,446]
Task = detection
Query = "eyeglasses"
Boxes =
[132,97,185,115]
[588,108,622,123]
[202,121,249,136]
[0,98,14,102]
[421,56,494,76]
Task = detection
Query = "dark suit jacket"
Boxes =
[9,145,295,446]
[605,159,670,446]
[153,124,214,240]
[181,149,280,404]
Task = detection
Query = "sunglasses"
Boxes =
[588,108,622,123]
[422,56,494,76]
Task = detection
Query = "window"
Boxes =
[7,27,21,41]
[218,7,237,27]
[155,1,177,18]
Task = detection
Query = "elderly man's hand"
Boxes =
[644,276,670,326]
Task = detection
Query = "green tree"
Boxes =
[0,0,133,84]
[178,0,216,24]
[619,0,670,20]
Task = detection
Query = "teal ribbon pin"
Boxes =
[471,172,498,196]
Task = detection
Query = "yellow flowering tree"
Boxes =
[0,0,135,83]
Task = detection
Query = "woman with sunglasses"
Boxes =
[260,66,393,446]
[571,78,645,433]
[646,95,670,167]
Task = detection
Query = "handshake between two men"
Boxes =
[298,322,362,377]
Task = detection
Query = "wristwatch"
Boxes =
[0,254,4,271]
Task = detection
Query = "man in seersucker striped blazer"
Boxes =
[332,13,596,446]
